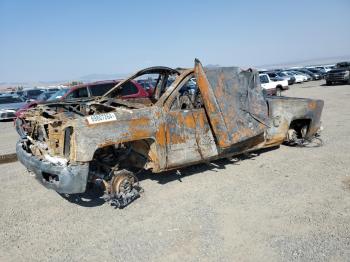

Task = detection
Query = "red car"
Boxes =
[16,79,151,117]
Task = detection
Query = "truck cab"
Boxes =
[326,62,350,85]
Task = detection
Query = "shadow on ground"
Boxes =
[320,83,349,87]
[0,119,14,123]
[58,185,106,207]
[137,148,275,185]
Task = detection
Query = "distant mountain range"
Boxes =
[256,55,350,70]
[1,55,350,90]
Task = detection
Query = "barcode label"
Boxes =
[86,113,117,124]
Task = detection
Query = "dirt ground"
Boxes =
[0,80,350,262]
[0,119,18,155]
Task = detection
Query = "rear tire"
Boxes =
[276,87,282,96]
[326,80,332,86]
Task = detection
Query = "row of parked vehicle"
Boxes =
[258,64,336,95]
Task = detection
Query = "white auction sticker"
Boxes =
[86,113,117,124]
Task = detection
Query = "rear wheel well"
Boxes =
[289,119,311,138]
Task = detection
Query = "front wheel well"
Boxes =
[89,139,156,181]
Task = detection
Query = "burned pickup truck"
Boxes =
[15,59,324,207]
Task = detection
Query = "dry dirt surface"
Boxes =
[0,80,350,262]
[0,120,18,155]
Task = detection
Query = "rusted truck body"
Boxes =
[15,60,324,207]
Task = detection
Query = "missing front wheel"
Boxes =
[103,169,143,208]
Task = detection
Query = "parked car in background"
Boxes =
[0,94,27,120]
[315,65,335,73]
[298,71,312,81]
[288,69,311,81]
[15,90,24,97]
[325,62,350,85]
[282,71,307,83]
[275,71,296,85]
[306,68,326,79]
[15,89,69,118]
[16,79,153,118]
[63,81,116,100]
[266,71,295,86]
[259,73,288,96]
[22,89,45,101]
[265,71,281,80]
[294,68,321,80]
[63,79,151,100]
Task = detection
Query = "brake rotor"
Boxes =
[110,170,139,195]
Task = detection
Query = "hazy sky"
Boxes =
[1,0,349,82]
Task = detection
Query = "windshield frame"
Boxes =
[102,67,180,101]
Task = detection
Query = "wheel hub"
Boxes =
[105,170,142,208]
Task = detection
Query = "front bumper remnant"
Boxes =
[16,141,89,194]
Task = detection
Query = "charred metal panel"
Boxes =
[72,107,161,162]
[165,109,218,168]
[195,60,268,149]
[265,96,324,146]
[165,110,200,168]
[192,109,218,159]
[16,142,89,194]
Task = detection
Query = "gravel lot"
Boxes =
[0,119,18,155]
[0,80,350,262]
